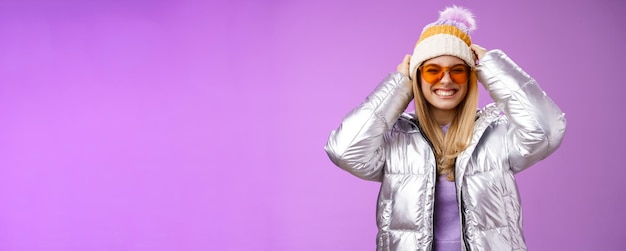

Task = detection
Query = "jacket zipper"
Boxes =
[455,164,469,251]
[413,120,438,250]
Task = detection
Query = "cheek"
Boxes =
[458,85,469,99]
[462,83,470,93]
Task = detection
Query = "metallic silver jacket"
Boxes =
[324,50,567,251]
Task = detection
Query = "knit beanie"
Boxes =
[409,5,477,79]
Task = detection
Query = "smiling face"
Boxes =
[419,55,469,114]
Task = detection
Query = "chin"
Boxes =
[433,102,461,111]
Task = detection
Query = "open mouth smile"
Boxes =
[434,89,457,97]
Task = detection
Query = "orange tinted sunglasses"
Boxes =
[419,64,470,84]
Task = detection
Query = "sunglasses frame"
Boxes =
[418,63,471,84]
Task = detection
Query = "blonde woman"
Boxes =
[324,6,566,251]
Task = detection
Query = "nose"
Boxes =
[439,71,453,85]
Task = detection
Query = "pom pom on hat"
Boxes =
[409,6,477,78]
[438,5,476,32]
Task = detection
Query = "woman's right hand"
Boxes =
[397,54,411,79]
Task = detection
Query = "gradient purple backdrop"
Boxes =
[0,0,624,250]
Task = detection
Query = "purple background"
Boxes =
[1,0,624,250]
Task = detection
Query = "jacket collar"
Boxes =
[455,102,503,190]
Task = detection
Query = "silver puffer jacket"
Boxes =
[324,50,566,251]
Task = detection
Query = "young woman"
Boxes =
[324,6,566,251]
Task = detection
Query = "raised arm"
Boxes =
[324,55,414,181]
[475,48,567,173]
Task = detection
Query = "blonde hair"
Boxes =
[411,68,478,181]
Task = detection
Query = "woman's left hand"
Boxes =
[470,44,487,61]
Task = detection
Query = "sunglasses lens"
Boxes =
[450,65,469,83]
[422,65,443,84]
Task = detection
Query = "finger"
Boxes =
[403,54,411,64]
[470,44,487,61]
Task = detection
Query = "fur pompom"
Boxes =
[438,5,476,31]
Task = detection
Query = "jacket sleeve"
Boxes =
[324,72,413,181]
[477,50,567,173]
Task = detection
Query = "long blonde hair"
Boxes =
[412,68,478,181]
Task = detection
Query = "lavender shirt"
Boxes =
[433,124,461,251]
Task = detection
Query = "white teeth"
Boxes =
[435,90,455,96]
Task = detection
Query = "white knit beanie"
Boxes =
[409,6,477,79]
